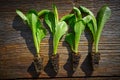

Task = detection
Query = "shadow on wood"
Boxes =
[63,41,75,77]
[44,59,57,77]
[80,27,93,76]
[27,62,40,78]
[12,15,36,56]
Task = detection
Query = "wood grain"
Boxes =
[0,0,120,79]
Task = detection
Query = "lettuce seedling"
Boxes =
[61,7,92,71]
[16,9,49,73]
[79,5,111,69]
[44,4,68,72]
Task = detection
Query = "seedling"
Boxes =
[44,4,68,72]
[79,5,111,69]
[16,9,49,73]
[61,7,92,71]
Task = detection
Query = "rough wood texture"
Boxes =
[0,0,120,79]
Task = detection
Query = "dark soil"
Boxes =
[72,52,81,71]
[91,52,100,70]
[33,55,43,73]
[50,54,59,73]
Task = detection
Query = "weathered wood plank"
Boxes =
[0,0,120,79]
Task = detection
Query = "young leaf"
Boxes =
[83,15,92,24]
[53,4,59,24]
[16,9,28,22]
[83,15,96,40]
[65,33,75,52]
[31,13,40,54]
[26,10,38,28]
[67,15,76,31]
[36,27,46,52]
[38,10,50,17]
[60,14,74,22]
[16,9,47,56]
[74,20,85,53]
[79,6,97,34]
[45,12,55,34]
[53,21,68,55]
[95,5,111,53]
[36,20,47,47]
[79,6,94,16]
[73,7,82,20]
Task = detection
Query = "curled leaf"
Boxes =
[45,12,55,34]
[38,9,50,17]
[79,6,97,34]
[73,7,82,20]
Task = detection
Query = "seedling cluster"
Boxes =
[16,4,111,73]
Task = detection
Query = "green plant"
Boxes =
[61,7,92,71]
[79,5,111,53]
[62,6,92,54]
[45,4,68,55]
[79,5,111,69]
[44,4,68,72]
[16,9,48,57]
[16,9,49,72]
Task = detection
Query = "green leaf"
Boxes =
[96,5,111,31]
[36,21,47,45]
[53,21,68,54]
[79,6,97,34]
[95,5,111,53]
[36,25,46,51]
[26,10,38,27]
[83,15,95,40]
[73,7,82,20]
[60,14,76,31]
[60,14,74,21]
[52,4,59,24]
[65,33,75,52]
[74,20,85,53]
[79,6,94,17]
[38,9,50,17]
[16,9,28,23]
[83,15,92,24]
[31,13,40,54]
[16,9,47,56]
[67,15,76,31]
[87,21,95,40]
[45,12,55,34]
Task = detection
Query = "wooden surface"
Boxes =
[0,0,120,79]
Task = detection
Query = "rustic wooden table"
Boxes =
[0,0,120,79]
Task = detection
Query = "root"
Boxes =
[72,52,81,71]
[50,54,59,73]
[33,56,43,73]
[91,52,100,70]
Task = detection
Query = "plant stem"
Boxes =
[74,33,81,54]
[94,33,99,53]
[53,35,59,55]
[94,40,98,53]
[32,30,40,57]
